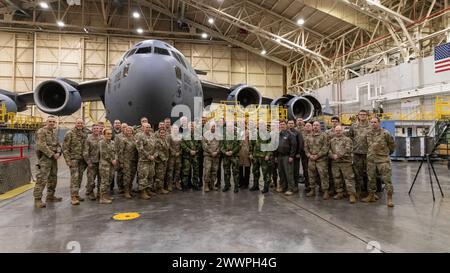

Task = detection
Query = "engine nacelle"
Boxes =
[270,96,291,107]
[34,79,82,116]
[271,94,322,121]
[286,96,315,121]
[227,84,262,108]
[0,93,17,113]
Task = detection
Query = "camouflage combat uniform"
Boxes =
[325,127,337,192]
[202,133,221,191]
[347,121,371,193]
[329,135,356,194]
[63,127,87,198]
[83,134,101,195]
[154,135,170,191]
[136,132,157,191]
[304,132,329,192]
[181,134,202,189]
[220,133,241,190]
[99,139,116,196]
[112,132,125,191]
[367,128,395,194]
[33,126,61,200]
[250,135,272,190]
[118,135,138,191]
[166,134,182,190]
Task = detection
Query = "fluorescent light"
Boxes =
[297,18,305,26]
[136,28,144,34]
[57,21,65,27]
[276,38,281,43]
[39,2,49,9]
[83,27,88,33]
[132,11,140,18]
[201,33,208,39]
[208,18,214,24]
[261,49,267,55]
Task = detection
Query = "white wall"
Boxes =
[312,56,450,116]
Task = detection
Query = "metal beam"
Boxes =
[180,0,329,62]
[137,0,290,66]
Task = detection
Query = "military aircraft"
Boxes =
[0,39,322,125]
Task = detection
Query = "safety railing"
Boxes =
[0,145,32,163]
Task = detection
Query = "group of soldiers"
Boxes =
[33,108,395,209]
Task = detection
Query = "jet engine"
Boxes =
[271,94,322,121]
[227,84,262,107]
[0,93,18,113]
[33,79,82,115]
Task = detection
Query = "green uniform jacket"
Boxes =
[367,128,395,163]
[63,128,87,163]
[329,136,353,163]
[347,121,371,155]
[304,132,329,161]
[83,134,101,164]
[36,127,60,159]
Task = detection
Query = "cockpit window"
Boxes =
[136,47,152,54]
[124,48,137,59]
[154,47,170,56]
[171,51,187,69]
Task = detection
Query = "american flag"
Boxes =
[434,42,450,73]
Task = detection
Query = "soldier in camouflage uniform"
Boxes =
[181,122,202,191]
[346,110,371,195]
[221,123,241,193]
[33,116,62,208]
[305,121,330,199]
[135,123,156,199]
[98,129,117,204]
[84,123,101,200]
[270,120,279,190]
[111,122,127,193]
[154,128,170,194]
[63,118,88,205]
[329,125,357,204]
[202,122,221,192]
[167,125,182,191]
[296,118,309,187]
[249,123,272,193]
[325,116,340,194]
[135,117,152,135]
[119,126,138,199]
[363,117,395,207]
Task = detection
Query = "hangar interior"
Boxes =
[1,0,450,253]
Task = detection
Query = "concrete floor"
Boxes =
[1,154,450,253]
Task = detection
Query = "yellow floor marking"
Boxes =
[0,182,35,200]
[112,212,141,221]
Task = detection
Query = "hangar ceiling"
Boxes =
[0,0,448,92]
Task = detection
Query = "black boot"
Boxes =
[262,187,269,194]
[222,185,230,192]
[234,187,239,193]
[249,185,260,191]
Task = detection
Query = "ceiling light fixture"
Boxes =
[39,2,49,9]
[57,20,65,27]
[297,18,305,26]
[201,33,208,39]
[136,28,144,34]
[132,11,140,18]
